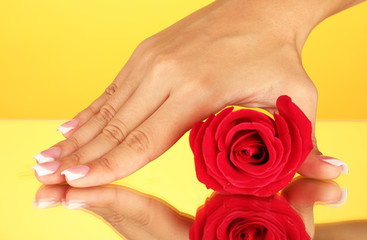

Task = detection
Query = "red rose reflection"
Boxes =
[189,96,313,197]
[190,194,310,240]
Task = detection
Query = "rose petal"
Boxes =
[190,194,310,240]
[192,115,222,190]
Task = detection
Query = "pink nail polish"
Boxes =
[61,165,90,181]
[31,161,60,177]
[33,147,61,163]
[57,119,79,135]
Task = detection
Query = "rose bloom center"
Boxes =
[230,131,269,168]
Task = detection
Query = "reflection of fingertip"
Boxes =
[324,188,348,207]
[61,200,87,210]
[319,157,349,174]
[33,199,59,209]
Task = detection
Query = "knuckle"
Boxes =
[125,130,150,153]
[136,37,154,52]
[289,71,318,100]
[308,81,318,101]
[147,49,181,75]
[104,210,151,228]
[66,136,81,150]
[103,212,127,228]
[68,152,83,165]
[132,38,155,61]
[99,157,116,175]
[175,78,214,103]
[102,119,128,145]
[105,83,118,96]
[294,77,319,106]
[97,103,117,123]
[130,208,152,227]
[153,52,179,71]
[86,103,99,115]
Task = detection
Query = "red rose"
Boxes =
[189,95,313,197]
[190,193,310,240]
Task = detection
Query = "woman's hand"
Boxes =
[33,177,346,239]
[32,0,356,187]
[34,184,193,240]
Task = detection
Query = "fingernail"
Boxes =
[61,165,90,181]
[319,156,349,174]
[62,200,87,209]
[324,188,348,207]
[33,199,58,209]
[31,161,60,176]
[57,119,79,135]
[33,147,61,163]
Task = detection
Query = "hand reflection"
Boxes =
[34,185,193,240]
[34,177,346,240]
[282,177,346,239]
[191,177,345,240]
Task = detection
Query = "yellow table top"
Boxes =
[0,119,366,239]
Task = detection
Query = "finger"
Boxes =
[46,57,139,154]
[49,79,137,159]
[64,185,192,239]
[282,177,344,239]
[34,77,171,185]
[33,82,137,184]
[298,149,348,179]
[33,84,117,164]
[61,58,137,138]
[284,81,347,180]
[282,177,344,208]
[33,184,69,208]
[61,83,118,138]
[59,76,171,166]
[60,94,214,187]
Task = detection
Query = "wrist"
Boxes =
[229,0,366,53]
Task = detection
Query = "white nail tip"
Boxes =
[33,200,58,209]
[325,188,348,207]
[62,201,86,209]
[61,169,86,181]
[31,164,57,176]
[321,159,349,174]
[56,125,74,135]
[33,153,54,163]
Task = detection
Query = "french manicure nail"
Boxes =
[33,147,61,163]
[57,119,79,135]
[319,156,349,174]
[33,199,58,209]
[61,165,90,181]
[31,161,60,176]
[62,200,87,209]
[324,188,348,207]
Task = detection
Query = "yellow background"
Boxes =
[0,0,366,119]
[0,1,366,239]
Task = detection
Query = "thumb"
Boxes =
[282,177,346,239]
[298,148,349,180]
[287,84,348,180]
